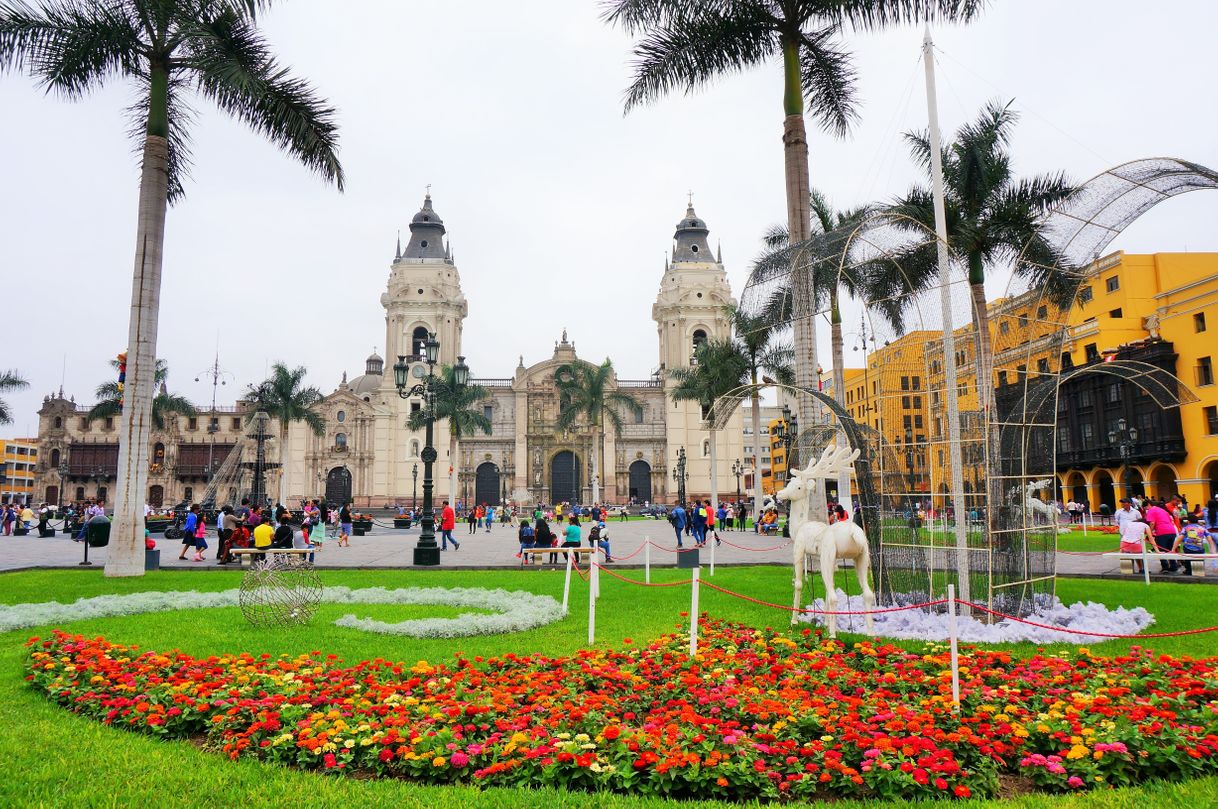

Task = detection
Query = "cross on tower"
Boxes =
[687,189,693,206]
[425,183,432,197]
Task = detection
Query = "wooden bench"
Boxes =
[1102,551,1218,583]
[520,546,597,567]
[230,548,313,567]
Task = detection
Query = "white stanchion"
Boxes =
[1081,510,1088,537]
[645,538,651,584]
[710,528,716,576]
[947,584,960,711]
[1142,542,1151,586]
[588,562,597,644]
[562,552,573,613]
[689,567,700,657]
[593,551,600,600]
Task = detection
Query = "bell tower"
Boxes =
[652,201,742,503]
[653,202,735,379]
[381,192,468,380]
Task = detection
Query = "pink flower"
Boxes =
[864,748,882,758]
[1067,776,1084,788]
[451,751,469,768]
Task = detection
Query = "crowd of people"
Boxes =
[1113,494,1218,575]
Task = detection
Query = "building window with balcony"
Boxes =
[1037,305,1048,319]
[103,417,113,430]
[1197,356,1214,387]
[902,396,911,409]
[1084,343,1099,363]
[187,417,198,431]
[1079,286,1093,304]
[1195,312,1207,333]
[900,376,910,391]
[1105,276,1119,293]
[1205,406,1218,436]
[1037,357,1050,374]
[1080,423,1094,448]
[483,405,493,422]
[232,417,241,429]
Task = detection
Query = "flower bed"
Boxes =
[24,620,1218,801]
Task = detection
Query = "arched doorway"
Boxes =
[1125,467,1145,498]
[551,451,580,505]
[1206,460,1218,499]
[1151,465,1178,499]
[1067,472,1087,505]
[148,485,164,508]
[1094,469,1115,512]
[325,466,352,505]
[628,460,651,504]
[475,462,501,506]
[45,485,59,505]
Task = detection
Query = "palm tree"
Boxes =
[1,1,343,577]
[603,0,982,432]
[0,370,28,425]
[88,358,195,431]
[247,363,325,506]
[888,100,1075,414]
[407,365,491,509]
[554,359,642,505]
[725,305,794,521]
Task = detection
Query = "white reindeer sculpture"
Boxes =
[776,445,875,637]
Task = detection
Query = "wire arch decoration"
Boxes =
[239,556,323,628]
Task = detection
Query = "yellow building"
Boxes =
[2,439,38,505]
[847,251,1218,511]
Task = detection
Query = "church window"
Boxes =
[692,329,707,351]
[53,416,62,428]
[411,327,430,357]
[336,410,346,423]
[335,432,347,448]
[691,244,699,253]
[702,439,710,456]
[411,440,420,457]
[422,215,430,222]
[483,405,493,422]
[421,240,428,248]
[696,292,703,298]
[417,288,424,295]
[634,407,645,424]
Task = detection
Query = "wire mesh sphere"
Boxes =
[239,556,323,628]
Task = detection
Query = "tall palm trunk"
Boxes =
[106,67,171,578]
[780,36,825,518]
[966,255,993,415]
[278,419,290,506]
[450,431,459,508]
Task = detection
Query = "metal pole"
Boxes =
[689,567,700,657]
[415,388,440,566]
[923,28,971,604]
[947,583,960,710]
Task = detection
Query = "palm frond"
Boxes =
[0,0,142,96]
[796,25,858,137]
[184,7,343,189]
[86,398,121,422]
[0,369,28,392]
[618,5,777,111]
[834,0,987,31]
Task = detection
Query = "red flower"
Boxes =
[954,785,971,798]
[323,753,337,769]
[603,725,621,740]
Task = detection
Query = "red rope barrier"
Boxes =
[593,563,692,588]
[612,542,647,561]
[699,580,948,615]
[569,556,590,582]
[647,540,702,554]
[718,538,791,553]
[958,600,1218,639]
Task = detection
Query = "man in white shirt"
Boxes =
[1114,498,1138,532]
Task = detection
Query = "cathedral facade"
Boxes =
[34,195,744,509]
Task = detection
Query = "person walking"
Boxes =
[1114,498,1139,534]
[485,504,495,532]
[338,502,353,547]
[1145,499,1180,573]
[669,501,687,547]
[178,504,201,560]
[440,500,460,551]
[690,500,707,547]
[467,506,478,534]
[191,508,208,562]
[2,504,14,536]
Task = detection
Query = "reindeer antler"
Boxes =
[790,444,859,479]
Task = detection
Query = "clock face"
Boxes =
[412,365,427,379]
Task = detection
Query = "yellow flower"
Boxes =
[432,756,446,767]
[1066,744,1089,760]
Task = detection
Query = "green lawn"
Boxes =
[2,566,1216,808]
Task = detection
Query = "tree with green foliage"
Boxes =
[407,366,491,509]
[0,370,28,425]
[0,0,343,577]
[888,99,1075,413]
[88,358,195,431]
[555,359,642,505]
[247,363,324,506]
[603,0,983,434]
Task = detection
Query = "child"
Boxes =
[192,511,208,562]
[517,519,535,563]
[1172,515,1213,575]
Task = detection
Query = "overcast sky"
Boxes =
[4,0,1218,435]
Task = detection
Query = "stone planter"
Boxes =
[353,520,373,533]
[353,528,366,536]
[393,518,412,529]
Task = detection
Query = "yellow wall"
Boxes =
[3,438,38,504]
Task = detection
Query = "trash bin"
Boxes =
[86,519,111,547]
[676,547,700,569]
[144,548,161,571]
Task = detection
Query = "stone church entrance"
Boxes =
[475,462,501,506]
[325,466,352,505]
[551,450,580,505]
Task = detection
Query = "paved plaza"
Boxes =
[0,517,1190,581]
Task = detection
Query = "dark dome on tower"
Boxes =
[672,203,713,263]
[402,193,447,260]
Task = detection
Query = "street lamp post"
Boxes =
[412,462,419,510]
[57,460,69,514]
[672,446,687,506]
[1107,417,1140,501]
[731,458,743,502]
[394,335,469,566]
